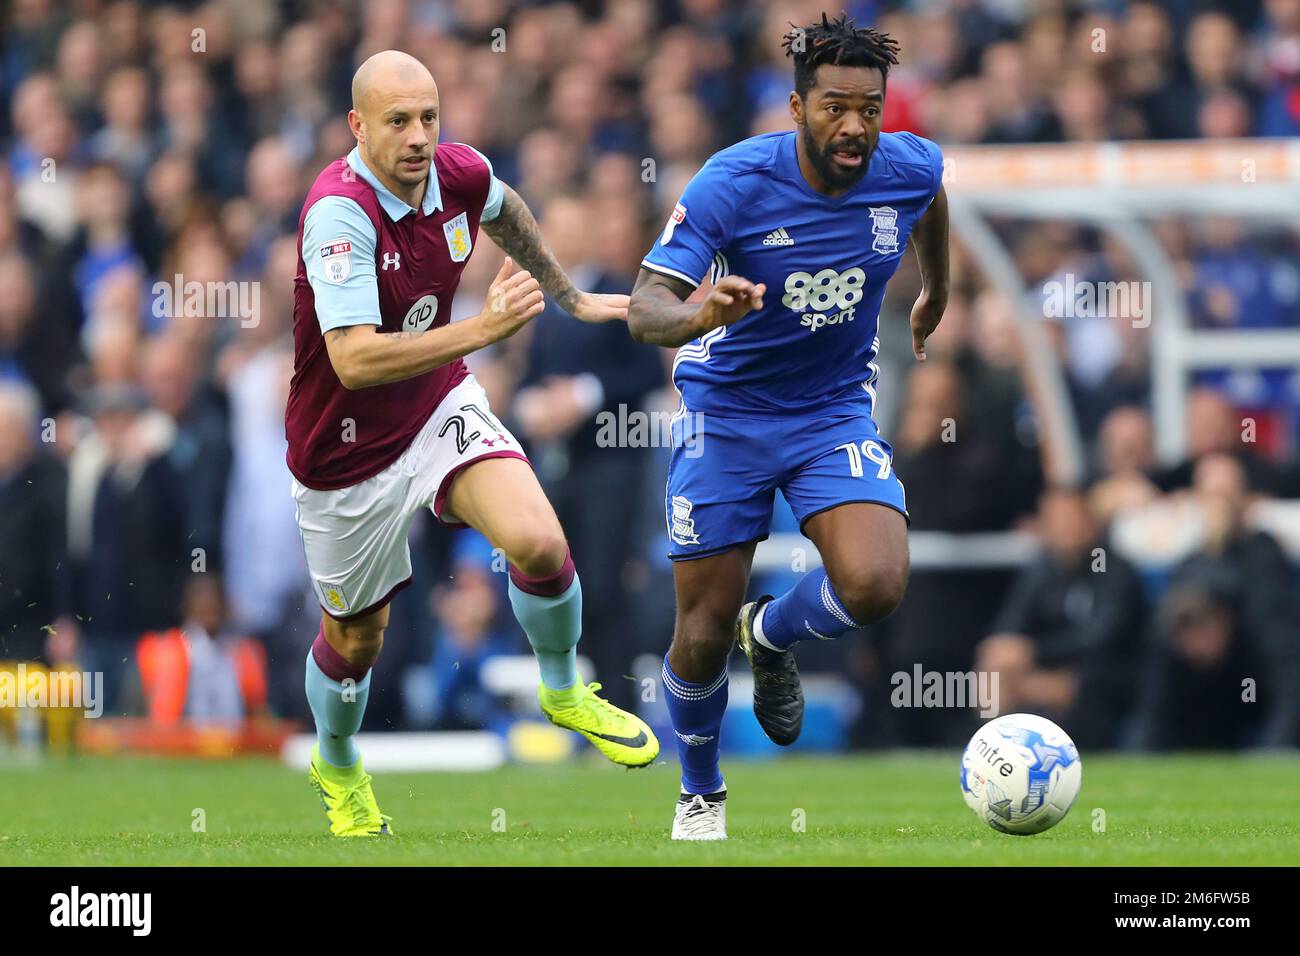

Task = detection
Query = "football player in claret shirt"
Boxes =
[628,14,950,840]
[289,51,657,836]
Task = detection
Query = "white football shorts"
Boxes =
[291,374,527,619]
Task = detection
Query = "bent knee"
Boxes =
[326,622,385,667]
[670,606,738,677]
[505,526,569,578]
[830,562,908,626]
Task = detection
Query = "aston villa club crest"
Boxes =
[444,211,472,262]
[320,582,350,613]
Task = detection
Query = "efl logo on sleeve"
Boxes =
[660,202,686,245]
[319,239,353,283]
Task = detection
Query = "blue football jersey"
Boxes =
[641,130,943,417]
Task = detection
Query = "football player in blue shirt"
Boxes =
[629,13,949,840]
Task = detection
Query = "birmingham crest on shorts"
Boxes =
[670,495,700,546]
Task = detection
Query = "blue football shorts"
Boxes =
[664,400,909,561]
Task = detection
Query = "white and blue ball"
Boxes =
[960,713,1082,835]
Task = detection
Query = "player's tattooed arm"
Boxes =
[481,186,575,309]
[907,185,950,362]
[628,269,766,348]
[481,184,628,323]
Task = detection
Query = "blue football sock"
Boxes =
[305,650,370,769]
[509,575,581,691]
[755,567,863,651]
[662,656,728,795]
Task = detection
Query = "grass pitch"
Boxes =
[1,752,1298,866]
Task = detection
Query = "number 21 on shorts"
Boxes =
[836,439,892,479]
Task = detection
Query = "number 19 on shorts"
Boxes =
[837,439,892,479]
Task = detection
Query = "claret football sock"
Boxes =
[755,567,863,652]
[305,628,372,769]
[509,556,581,691]
[662,655,727,795]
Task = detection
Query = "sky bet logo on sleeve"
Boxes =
[320,239,353,283]
[783,267,866,332]
[660,202,686,245]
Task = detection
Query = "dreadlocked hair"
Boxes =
[782,11,900,99]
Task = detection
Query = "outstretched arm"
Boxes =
[326,257,542,389]
[481,184,627,323]
[908,184,949,361]
[628,269,765,348]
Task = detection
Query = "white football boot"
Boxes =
[671,790,727,841]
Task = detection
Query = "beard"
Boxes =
[801,123,872,192]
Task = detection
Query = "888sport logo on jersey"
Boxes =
[782,267,866,332]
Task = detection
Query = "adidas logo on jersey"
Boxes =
[763,227,795,246]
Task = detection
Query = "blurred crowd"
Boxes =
[1,0,1298,751]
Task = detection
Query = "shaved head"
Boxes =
[347,50,440,205]
[351,50,434,115]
